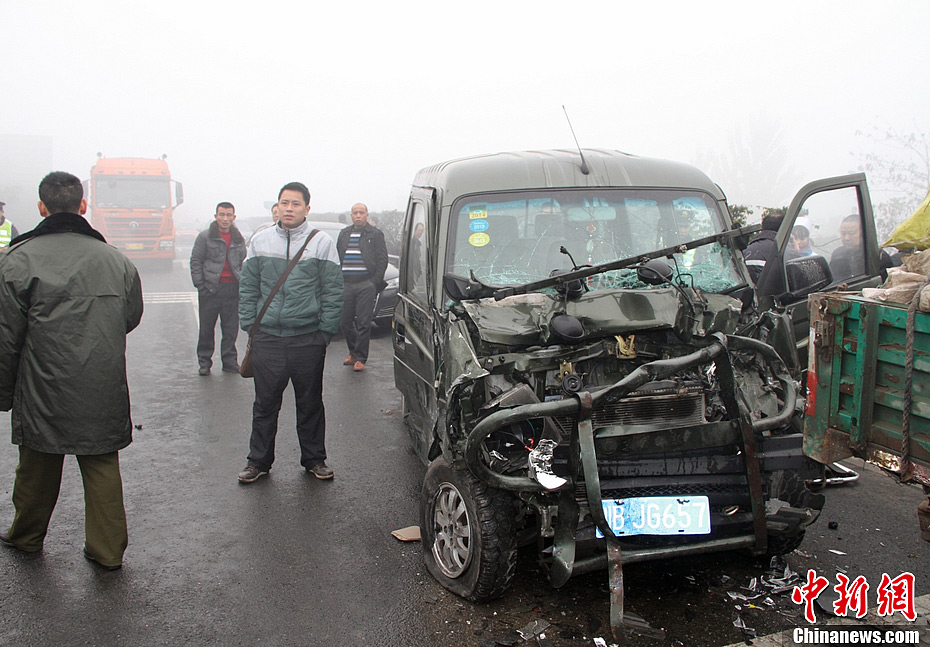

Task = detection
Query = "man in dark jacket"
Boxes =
[336,203,387,372]
[0,171,143,570]
[190,202,247,375]
[742,211,784,285]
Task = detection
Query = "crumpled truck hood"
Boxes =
[460,288,691,346]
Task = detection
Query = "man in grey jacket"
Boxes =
[0,171,143,570]
[190,202,247,375]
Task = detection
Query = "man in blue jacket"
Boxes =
[237,182,343,484]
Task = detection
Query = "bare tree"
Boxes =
[695,114,802,210]
[856,126,930,242]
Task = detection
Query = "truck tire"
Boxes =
[420,457,517,602]
[766,469,811,555]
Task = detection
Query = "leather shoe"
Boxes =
[198,366,210,376]
[343,355,356,366]
[353,361,365,372]
[83,547,121,570]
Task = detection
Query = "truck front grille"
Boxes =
[553,385,705,433]
[103,214,164,237]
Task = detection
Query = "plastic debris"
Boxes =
[593,638,608,647]
[528,440,567,490]
[732,615,756,638]
[624,611,666,641]
[828,549,847,556]
[517,619,550,640]
[728,591,761,602]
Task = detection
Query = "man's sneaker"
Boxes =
[222,363,240,373]
[343,355,356,366]
[353,361,365,372]
[198,366,210,376]
[237,465,268,484]
[307,462,334,480]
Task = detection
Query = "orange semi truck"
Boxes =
[87,154,184,266]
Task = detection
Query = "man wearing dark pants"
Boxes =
[190,202,246,375]
[337,203,387,372]
[0,171,143,570]
[237,182,343,484]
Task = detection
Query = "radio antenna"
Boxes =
[562,105,590,175]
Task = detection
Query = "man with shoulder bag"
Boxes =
[237,182,343,484]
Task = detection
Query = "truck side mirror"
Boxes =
[778,255,833,304]
[175,182,184,207]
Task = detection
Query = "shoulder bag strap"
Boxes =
[249,228,319,336]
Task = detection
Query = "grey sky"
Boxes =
[2,0,928,226]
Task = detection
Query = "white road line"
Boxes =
[142,291,200,322]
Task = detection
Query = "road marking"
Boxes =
[143,291,199,322]
[144,292,197,304]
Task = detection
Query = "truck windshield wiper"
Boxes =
[492,231,735,301]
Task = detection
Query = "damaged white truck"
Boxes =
[392,149,840,636]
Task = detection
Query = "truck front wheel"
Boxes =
[766,469,816,555]
[420,458,517,602]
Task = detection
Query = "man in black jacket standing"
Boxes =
[336,203,387,372]
[190,202,247,375]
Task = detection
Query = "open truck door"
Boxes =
[756,173,885,366]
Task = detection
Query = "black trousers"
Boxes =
[341,279,377,364]
[247,330,327,471]
[197,282,239,369]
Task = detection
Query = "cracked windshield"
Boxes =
[447,189,743,293]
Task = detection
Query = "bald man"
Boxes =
[336,203,387,372]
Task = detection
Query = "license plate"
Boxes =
[125,243,144,250]
[596,496,711,537]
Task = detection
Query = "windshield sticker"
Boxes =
[469,206,488,220]
[469,232,490,247]
[470,219,489,233]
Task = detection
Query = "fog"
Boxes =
[2,1,928,231]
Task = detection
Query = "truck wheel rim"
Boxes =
[431,482,471,578]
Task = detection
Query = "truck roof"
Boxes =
[412,148,726,204]
[92,157,170,176]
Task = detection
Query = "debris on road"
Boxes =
[391,525,421,542]
[517,619,550,640]
[732,615,756,638]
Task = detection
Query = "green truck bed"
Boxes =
[803,292,930,488]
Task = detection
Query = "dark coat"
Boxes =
[0,213,144,454]
[336,223,389,291]
[742,230,778,285]
[190,221,246,292]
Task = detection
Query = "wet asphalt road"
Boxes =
[0,259,928,647]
